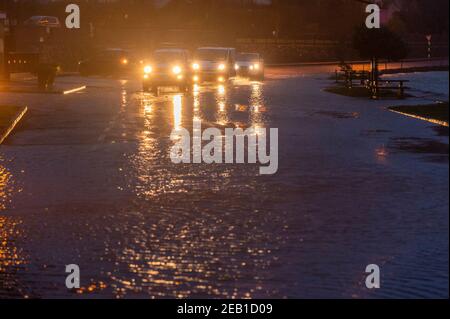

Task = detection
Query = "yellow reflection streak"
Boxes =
[193,88,201,122]
[143,97,153,115]
[218,85,226,96]
[121,90,127,106]
[219,102,225,113]
[0,165,11,211]
[215,86,228,126]
[139,94,155,150]
[173,94,183,131]
[250,82,264,129]
[0,163,25,275]
[193,84,200,95]
[375,145,389,164]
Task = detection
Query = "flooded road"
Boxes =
[0,69,448,298]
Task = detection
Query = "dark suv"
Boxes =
[78,48,133,76]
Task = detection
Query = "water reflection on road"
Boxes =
[0,159,27,298]
[0,72,448,299]
[106,79,275,298]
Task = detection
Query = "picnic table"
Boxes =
[376,79,409,99]
[335,69,371,88]
[334,63,409,99]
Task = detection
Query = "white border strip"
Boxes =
[0,106,28,145]
[63,86,86,95]
[389,109,449,127]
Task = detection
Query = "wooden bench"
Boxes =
[373,80,409,99]
[335,69,370,88]
[333,64,409,99]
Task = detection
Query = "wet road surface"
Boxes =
[0,69,448,298]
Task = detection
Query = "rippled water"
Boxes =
[0,160,27,298]
[382,71,449,100]
[0,72,448,298]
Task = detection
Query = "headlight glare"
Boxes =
[144,65,153,74]
[173,65,182,74]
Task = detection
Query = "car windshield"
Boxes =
[153,51,185,63]
[196,49,228,61]
[41,17,58,24]
[237,53,259,61]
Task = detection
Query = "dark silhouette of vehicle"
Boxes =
[78,49,133,76]
[24,16,61,28]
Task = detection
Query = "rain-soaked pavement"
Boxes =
[0,68,448,299]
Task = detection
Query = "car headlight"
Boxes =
[218,63,226,71]
[192,63,200,70]
[254,63,260,70]
[234,64,240,70]
[172,65,182,74]
[121,58,128,65]
[144,65,153,74]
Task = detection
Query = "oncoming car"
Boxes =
[143,49,192,93]
[192,47,236,84]
[235,52,264,80]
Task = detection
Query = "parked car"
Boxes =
[24,16,61,28]
[142,48,192,93]
[235,52,264,80]
[78,49,133,76]
[192,47,236,83]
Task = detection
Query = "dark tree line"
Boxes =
[1,0,448,47]
[387,0,449,35]
[1,0,446,38]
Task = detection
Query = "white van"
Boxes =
[192,47,236,83]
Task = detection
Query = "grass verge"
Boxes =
[324,85,403,99]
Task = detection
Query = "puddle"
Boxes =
[315,111,360,119]
[360,129,392,137]
[431,126,449,137]
[388,137,449,163]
